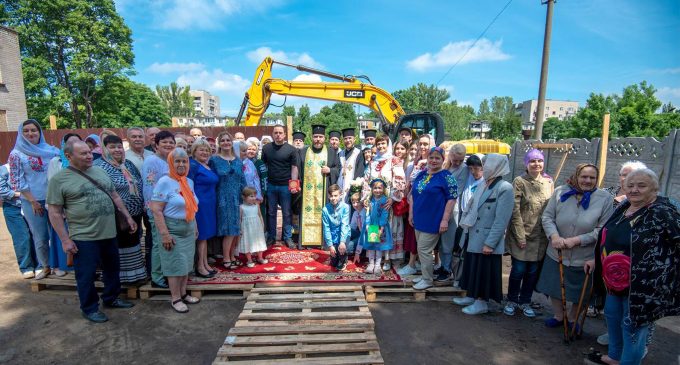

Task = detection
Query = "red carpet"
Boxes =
[189,245,401,284]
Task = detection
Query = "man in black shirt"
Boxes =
[262,125,299,247]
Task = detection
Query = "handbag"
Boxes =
[67,166,131,232]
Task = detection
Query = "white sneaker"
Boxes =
[462,300,489,315]
[453,296,475,306]
[397,265,417,276]
[413,280,433,290]
[373,265,382,275]
[35,269,50,280]
[364,263,375,274]
[412,276,423,283]
[382,261,391,271]
[597,333,609,346]
[53,269,67,277]
[22,271,35,279]
[520,304,537,318]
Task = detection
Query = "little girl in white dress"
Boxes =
[239,187,268,267]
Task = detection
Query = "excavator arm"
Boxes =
[236,57,405,126]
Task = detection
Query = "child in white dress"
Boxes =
[239,187,268,267]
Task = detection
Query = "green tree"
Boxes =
[94,78,170,128]
[283,105,296,119]
[476,97,521,143]
[392,83,450,113]
[4,0,134,128]
[542,117,572,140]
[440,102,474,141]
[155,82,193,117]
[295,104,311,132]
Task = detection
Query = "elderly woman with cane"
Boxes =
[583,168,680,365]
[150,148,200,313]
[538,163,613,338]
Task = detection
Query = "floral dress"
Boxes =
[210,156,246,236]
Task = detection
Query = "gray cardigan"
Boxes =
[542,185,613,267]
[466,178,514,255]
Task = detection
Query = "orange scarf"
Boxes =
[167,153,198,222]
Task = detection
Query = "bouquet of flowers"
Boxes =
[349,177,364,196]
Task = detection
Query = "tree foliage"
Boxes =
[3,0,134,128]
[155,82,194,117]
[392,83,450,113]
[476,96,522,144]
[94,78,170,128]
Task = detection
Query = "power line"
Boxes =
[435,0,515,86]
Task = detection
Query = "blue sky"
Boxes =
[115,0,680,116]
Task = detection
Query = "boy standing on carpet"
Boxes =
[322,184,351,271]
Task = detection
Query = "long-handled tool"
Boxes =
[558,249,569,343]
[571,271,591,340]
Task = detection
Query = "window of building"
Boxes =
[560,107,564,111]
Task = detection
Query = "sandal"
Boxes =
[584,349,607,365]
[171,299,189,313]
[228,261,241,270]
[181,294,200,304]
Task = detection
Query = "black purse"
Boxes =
[67,166,131,232]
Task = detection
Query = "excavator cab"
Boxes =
[389,112,446,145]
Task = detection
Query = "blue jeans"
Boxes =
[73,238,121,314]
[267,184,292,241]
[48,218,71,271]
[3,202,36,273]
[20,198,50,269]
[506,258,539,305]
[348,228,360,254]
[605,294,649,364]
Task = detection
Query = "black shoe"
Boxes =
[104,298,135,309]
[195,270,215,278]
[435,270,452,282]
[82,311,108,323]
[151,281,169,289]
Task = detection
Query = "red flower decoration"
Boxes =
[602,253,631,292]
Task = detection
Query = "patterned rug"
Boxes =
[189,245,401,284]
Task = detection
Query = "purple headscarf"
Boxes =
[524,148,551,179]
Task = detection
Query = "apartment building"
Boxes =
[515,99,579,131]
[189,90,221,117]
[0,25,28,131]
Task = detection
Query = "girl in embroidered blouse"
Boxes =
[9,119,60,280]
[359,179,393,275]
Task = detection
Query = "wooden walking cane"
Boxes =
[578,275,595,338]
[571,271,591,340]
[558,249,570,343]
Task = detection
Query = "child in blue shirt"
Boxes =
[322,184,351,271]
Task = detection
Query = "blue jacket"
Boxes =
[322,201,351,247]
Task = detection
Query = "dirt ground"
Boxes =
[1,218,678,365]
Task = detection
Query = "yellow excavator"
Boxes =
[235,57,510,155]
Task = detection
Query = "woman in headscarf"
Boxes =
[94,133,146,283]
[504,149,554,318]
[538,163,613,330]
[454,154,513,315]
[9,119,60,280]
[45,133,82,277]
[85,134,102,160]
[150,148,200,313]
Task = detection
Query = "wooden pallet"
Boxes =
[213,285,384,364]
[138,283,253,300]
[364,285,466,303]
[30,276,141,299]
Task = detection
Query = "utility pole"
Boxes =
[534,0,555,141]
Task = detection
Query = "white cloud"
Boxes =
[176,69,250,94]
[656,87,680,105]
[646,67,680,75]
[407,38,511,72]
[156,0,285,30]
[246,47,322,68]
[148,62,205,74]
[292,73,322,82]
